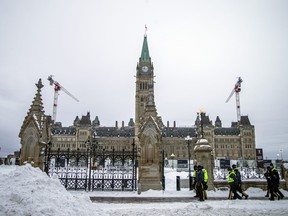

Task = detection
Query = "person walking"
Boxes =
[264,166,272,197]
[192,165,199,198]
[195,165,206,201]
[202,165,208,200]
[269,163,284,201]
[227,167,242,200]
[232,164,248,199]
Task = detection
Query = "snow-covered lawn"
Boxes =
[1,164,288,216]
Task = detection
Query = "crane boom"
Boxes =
[47,75,79,122]
[225,77,243,122]
[225,88,235,103]
[53,81,79,102]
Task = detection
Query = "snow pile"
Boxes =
[0,164,105,216]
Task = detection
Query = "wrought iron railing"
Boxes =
[44,142,138,191]
[48,166,136,191]
[213,167,282,180]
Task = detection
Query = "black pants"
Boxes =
[196,183,205,201]
[228,183,242,200]
[270,183,284,200]
[192,181,199,197]
[235,183,248,197]
[266,182,271,196]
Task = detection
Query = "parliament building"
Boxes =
[19,34,256,172]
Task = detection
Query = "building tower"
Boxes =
[135,34,163,191]
[135,33,155,135]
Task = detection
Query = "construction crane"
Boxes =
[225,77,243,122]
[47,75,79,122]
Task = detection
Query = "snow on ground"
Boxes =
[1,164,288,216]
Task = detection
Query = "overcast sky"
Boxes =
[0,0,287,160]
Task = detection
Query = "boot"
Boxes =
[242,193,248,199]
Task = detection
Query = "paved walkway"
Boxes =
[90,196,285,202]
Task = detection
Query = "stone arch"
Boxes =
[21,125,39,163]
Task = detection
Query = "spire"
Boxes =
[29,79,44,111]
[19,79,46,135]
[215,116,222,127]
[140,35,151,63]
[28,79,45,125]
[92,116,100,127]
[128,118,134,127]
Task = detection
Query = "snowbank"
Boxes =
[0,164,105,216]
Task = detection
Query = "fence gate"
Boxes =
[44,144,138,191]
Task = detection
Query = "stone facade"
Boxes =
[194,138,214,190]
[19,79,50,169]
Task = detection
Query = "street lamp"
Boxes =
[280,149,283,161]
[43,141,51,174]
[86,134,97,191]
[165,157,168,167]
[200,111,205,139]
[171,153,175,169]
[185,136,193,190]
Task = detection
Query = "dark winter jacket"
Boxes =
[270,167,280,184]
[196,170,204,183]
[233,168,242,184]
[264,170,271,184]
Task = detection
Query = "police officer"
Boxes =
[192,165,199,197]
[269,163,284,200]
[227,167,242,200]
[232,164,248,199]
[264,166,271,197]
[202,166,208,200]
[195,165,206,201]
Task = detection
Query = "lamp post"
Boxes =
[43,141,51,174]
[280,149,283,161]
[196,110,205,139]
[87,133,97,191]
[171,153,175,169]
[185,136,193,190]
[200,111,205,139]
[165,157,168,167]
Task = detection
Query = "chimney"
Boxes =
[167,121,169,128]
[122,121,124,128]
[174,121,176,128]
[115,121,118,129]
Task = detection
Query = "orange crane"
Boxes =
[48,75,79,122]
[225,77,243,122]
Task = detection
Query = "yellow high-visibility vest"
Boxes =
[203,169,208,183]
[228,171,235,183]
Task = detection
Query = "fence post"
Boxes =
[176,176,180,191]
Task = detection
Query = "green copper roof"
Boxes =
[140,35,150,63]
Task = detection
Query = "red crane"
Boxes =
[225,77,243,122]
[48,75,79,122]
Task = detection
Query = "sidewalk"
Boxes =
[90,196,285,202]
[69,186,287,203]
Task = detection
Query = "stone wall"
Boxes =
[214,180,287,191]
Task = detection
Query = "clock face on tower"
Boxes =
[141,66,149,72]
